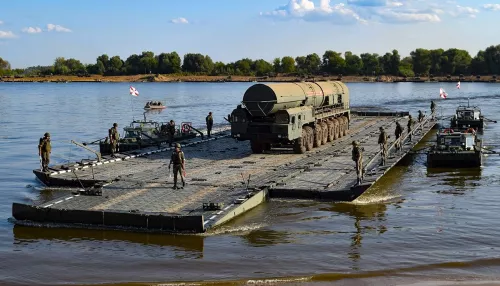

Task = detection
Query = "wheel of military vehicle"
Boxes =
[250,140,264,154]
[263,143,271,151]
[320,122,328,145]
[332,118,339,140]
[314,124,322,147]
[338,117,344,138]
[343,118,349,136]
[293,128,307,154]
[304,126,314,151]
[326,120,335,142]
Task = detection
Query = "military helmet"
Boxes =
[175,143,181,148]
[113,123,118,127]
[44,132,50,137]
[352,140,358,146]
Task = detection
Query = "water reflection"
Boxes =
[13,225,204,256]
[240,229,292,247]
[327,202,388,269]
[427,168,482,194]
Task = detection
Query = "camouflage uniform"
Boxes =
[108,123,119,157]
[394,122,404,151]
[206,112,214,137]
[167,120,176,146]
[378,127,388,166]
[38,132,51,172]
[418,110,424,122]
[407,115,415,142]
[352,141,363,185]
[169,143,185,189]
[430,101,436,120]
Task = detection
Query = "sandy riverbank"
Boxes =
[1,74,498,83]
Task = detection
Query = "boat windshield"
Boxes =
[456,107,481,120]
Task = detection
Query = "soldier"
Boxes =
[418,110,424,122]
[169,143,185,189]
[378,126,388,166]
[418,110,425,131]
[167,120,176,146]
[430,101,436,120]
[407,115,415,142]
[206,112,214,137]
[108,123,119,157]
[38,132,51,172]
[352,141,363,185]
[394,121,404,151]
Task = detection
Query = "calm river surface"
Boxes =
[1,82,500,286]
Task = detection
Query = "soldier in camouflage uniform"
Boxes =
[167,120,176,146]
[352,141,363,185]
[430,101,436,120]
[418,110,424,122]
[394,121,404,151]
[418,110,425,130]
[108,123,119,157]
[38,132,51,172]
[407,115,415,142]
[206,112,214,137]
[378,126,388,166]
[169,143,185,189]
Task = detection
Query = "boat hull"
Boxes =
[427,151,482,168]
[450,119,484,130]
[99,133,197,155]
[144,106,166,110]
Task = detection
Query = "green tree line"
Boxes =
[2,45,500,77]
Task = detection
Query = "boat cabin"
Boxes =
[435,129,476,152]
[451,102,484,130]
[122,120,160,141]
[454,105,481,121]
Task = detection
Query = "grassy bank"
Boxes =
[1,74,498,83]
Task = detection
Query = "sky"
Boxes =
[0,0,499,69]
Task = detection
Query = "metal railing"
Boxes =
[363,114,433,174]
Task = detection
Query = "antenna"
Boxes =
[439,105,444,129]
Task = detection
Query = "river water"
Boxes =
[1,82,500,286]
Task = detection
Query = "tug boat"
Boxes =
[427,128,483,168]
[450,100,484,131]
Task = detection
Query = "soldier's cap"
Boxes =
[44,132,50,137]
[209,112,212,114]
[175,143,181,148]
[352,140,358,146]
[379,126,384,130]
[113,123,118,127]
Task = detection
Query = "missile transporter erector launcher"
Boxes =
[230,81,350,154]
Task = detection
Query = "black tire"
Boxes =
[293,128,307,154]
[314,124,322,147]
[304,126,314,151]
[332,118,339,139]
[343,117,349,136]
[321,122,328,145]
[327,120,334,142]
[250,140,264,154]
